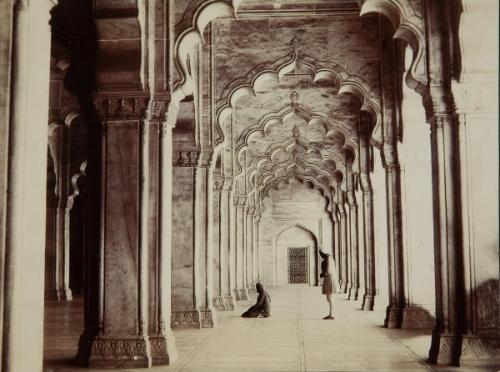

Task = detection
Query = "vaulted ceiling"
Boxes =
[205,10,384,207]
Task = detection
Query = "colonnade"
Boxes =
[0,1,498,371]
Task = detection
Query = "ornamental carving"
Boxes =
[94,96,149,120]
[149,337,170,360]
[233,195,247,207]
[212,296,225,311]
[422,86,457,122]
[224,296,236,311]
[200,310,214,328]
[461,336,500,360]
[402,308,435,329]
[91,338,148,360]
[144,100,168,122]
[171,310,201,329]
[476,280,500,330]
[172,151,200,167]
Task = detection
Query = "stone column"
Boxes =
[253,212,261,283]
[78,99,152,368]
[246,205,255,293]
[425,87,464,364]
[212,178,235,312]
[337,189,349,294]
[234,196,248,300]
[76,100,176,367]
[212,181,225,311]
[45,120,73,301]
[194,158,216,328]
[221,182,236,310]
[1,1,53,371]
[171,151,202,329]
[359,115,376,311]
[230,199,239,300]
[426,1,500,365]
[383,142,406,328]
[331,203,341,291]
[153,120,177,364]
[346,167,359,301]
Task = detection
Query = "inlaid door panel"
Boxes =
[288,247,309,284]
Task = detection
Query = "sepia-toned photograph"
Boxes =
[0,0,498,371]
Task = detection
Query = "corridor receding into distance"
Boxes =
[0,0,498,372]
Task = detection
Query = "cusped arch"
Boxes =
[360,0,427,95]
[216,52,382,140]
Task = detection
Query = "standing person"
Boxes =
[319,248,339,319]
[241,282,271,318]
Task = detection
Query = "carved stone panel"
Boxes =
[288,247,309,284]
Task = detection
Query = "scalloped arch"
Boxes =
[234,106,358,176]
[216,62,382,144]
[360,0,428,95]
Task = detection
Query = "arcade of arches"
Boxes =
[0,0,498,371]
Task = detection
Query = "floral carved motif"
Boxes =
[91,338,148,360]
[173,151,200,167]
[171,310,201,329]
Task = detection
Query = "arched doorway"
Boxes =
[275,224,318,286]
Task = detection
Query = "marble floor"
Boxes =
[44,286,497,372]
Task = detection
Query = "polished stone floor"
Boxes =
[44,286,496,372]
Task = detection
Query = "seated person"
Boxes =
[241,282,271,318]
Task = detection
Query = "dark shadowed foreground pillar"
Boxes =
[77,99,176,368]
[359,113,376,311]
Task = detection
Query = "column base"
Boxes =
[224,295,236,311]
[460,334,500,367]
[248,285,256,294]
[340,281,349,294]
[401,307,435,329]
[361,294,375,311]
[233,289,240,301]
[171,310,201,329]
[45,287,73,301]
[429,332,461,366]
[149,331,178,366]
[200,308,216,328]
[88,336,152,368]
[212,296,226,311]
[347,287,359,301]
[238,288,249,301]
[384,306,402,328]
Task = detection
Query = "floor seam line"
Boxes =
[298,287,307,372]
[377,326,436,372]
[171,315,232,372]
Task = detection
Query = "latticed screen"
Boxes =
[288,247,309,284]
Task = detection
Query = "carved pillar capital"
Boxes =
[382,142,400,170]
[143,99,167,123]
[222,177,233,192]
[94,95,149,121]
[359,173,373,193]
[173,150,200,167]
[423,85,457,124]
[197,150,213,168]
[233,195,247,207]
[246,205,256,216]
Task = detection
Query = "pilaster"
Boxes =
[193,153,217,328]
[346,167,359,301]
[336,189,349,294]
[359,114,376,311]
[76,98,177,367]
[234,195,249,300]
[424,85,465,365]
